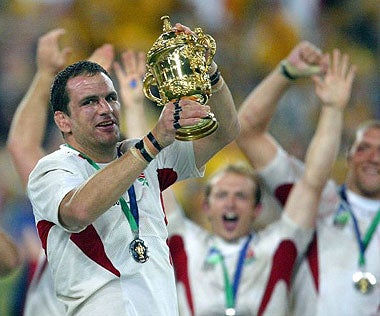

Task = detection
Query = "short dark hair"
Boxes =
[50,60,112,115]
[204,162,262,207]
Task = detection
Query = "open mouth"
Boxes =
[97,120,115,127]
[223,212,239,231]
[223,212,238,222]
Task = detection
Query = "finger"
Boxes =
[113,61,122,78]
[332,49,341,75]
[319,53,330,75]
[302,43,323,64]
[174,23,193,35]
[339,53,349,78]
[137,52,147,77]
[123,50,137,73]
[311,74,324,88]
[60,47,72,63]
[173,101,182,129]
[45,28,66,43]
[346,64,357,89]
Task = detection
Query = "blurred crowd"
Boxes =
[0,0,378,314]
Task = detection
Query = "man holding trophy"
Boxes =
[26,17,239,316]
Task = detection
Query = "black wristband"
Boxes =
[147,132,163,152]
[280,61,297,81]
[135,140,153,163]
[210,68,221,86]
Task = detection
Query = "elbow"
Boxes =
[59,204,92,231]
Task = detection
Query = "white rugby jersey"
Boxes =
[23,251,65,316]
[260,148,380,316]
[168,209,313,316]
[27,139,203,316]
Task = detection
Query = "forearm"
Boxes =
[59,146,154,230]
[193,75,239,168]
[9,71,53,146]
[211,76,240,143]
[304,106,342,189]
[7,71,54,187]
[236,65,290,169]
[286,106,343,228]
[238,65,291,138]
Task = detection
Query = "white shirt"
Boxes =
[260,148,380,316]
[27,140,203,316]
[168,209,313,315]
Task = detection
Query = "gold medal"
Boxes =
[225,308,236,316]
[352,271,376,294]
[129,238,149,263]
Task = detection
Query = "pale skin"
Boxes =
[7,28,72,187]
[54,23,239,230]
[346,126,380,199]
[113,50,148,137]
[237,41,329,170]
[207,48,356,242]
[5,29,118,272]
[204,171,260,241]
[7,28,116,188]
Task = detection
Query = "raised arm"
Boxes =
[7,28,115,189]
[164,23,239,168]
[284,49,356,228]
[113,50,148,137]
[237,41,326,170]
[191,59,239,168]
[6,29,71,187]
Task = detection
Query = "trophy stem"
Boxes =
[175,114,218,141]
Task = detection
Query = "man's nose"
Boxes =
[98,99,113,113]
[226,195,237,207]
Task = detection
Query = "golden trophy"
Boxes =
[143,15,218,141]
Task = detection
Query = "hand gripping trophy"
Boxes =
[143,16,218,141]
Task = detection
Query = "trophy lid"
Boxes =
[146,15,198,64]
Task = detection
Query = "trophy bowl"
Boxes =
[143,15,218,141]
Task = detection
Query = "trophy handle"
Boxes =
[143,72,162,105]
[204,34,216,67]
[194,28,216,68]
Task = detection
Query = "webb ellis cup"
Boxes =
[143,15,218,141]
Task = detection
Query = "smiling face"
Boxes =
[54,72,121,161]
[203,170,260,242]
[346,125,380,199]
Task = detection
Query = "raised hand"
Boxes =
[282,41,328,78]
[312,49,356,110]
[113,50,146,110]
[151,99,210,148]
[87,43,115,72]
[37,28,72,75]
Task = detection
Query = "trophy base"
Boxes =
[175,113,218,141]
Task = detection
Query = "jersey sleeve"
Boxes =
[28,152,92,233]
[258,147,340,218]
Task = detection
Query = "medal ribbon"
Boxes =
[207,234,252,310]
[338,185,380,267]
[64,144,139,237]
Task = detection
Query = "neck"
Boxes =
[66,141,117,163]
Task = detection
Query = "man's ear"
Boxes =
[202,199,210,217]
[54,111,71,133]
